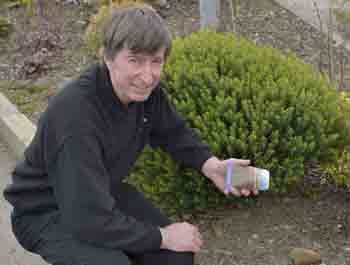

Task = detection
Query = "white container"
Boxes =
[225,162,270,193]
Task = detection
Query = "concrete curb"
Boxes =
[0,92,36,159]
[0,146,48,265]
[0,94,47,265]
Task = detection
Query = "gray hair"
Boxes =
[102,4,172,61]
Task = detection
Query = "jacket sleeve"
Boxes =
[150,87,213,171]
[48,132,162,254]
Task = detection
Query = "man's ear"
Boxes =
[104,56,112,70]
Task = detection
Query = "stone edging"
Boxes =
[0,92,36,159]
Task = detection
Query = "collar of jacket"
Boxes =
[97,61,137,117]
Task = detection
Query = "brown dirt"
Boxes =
[0,1,349,264]
[192,192,350,265]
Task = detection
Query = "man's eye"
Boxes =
[129,58,137,63]
[152,60,163,65]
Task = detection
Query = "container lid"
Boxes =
[257,169,270,191]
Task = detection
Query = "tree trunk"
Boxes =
[199,0,220,30]
[328,5,334,83]
[312,1,324,74]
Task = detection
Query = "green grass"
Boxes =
[0,81,49,117]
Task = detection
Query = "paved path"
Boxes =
[0,139,47,265]
[274,0,350,49]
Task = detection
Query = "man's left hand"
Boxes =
[201,156,259,197]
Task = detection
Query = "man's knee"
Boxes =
[166,251,194,265]
[81,249,131,265]
[34,234,131,265]
[132,250,194,265]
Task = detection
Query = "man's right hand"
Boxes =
[159,222,203,252]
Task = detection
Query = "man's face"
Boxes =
[105,47,165,105]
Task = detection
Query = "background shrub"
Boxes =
[129,31,350,215]
[325,149,350,189]
[0,17,12,39]
[323,92,350,189]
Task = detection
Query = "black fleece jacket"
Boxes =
[3,62,212,254]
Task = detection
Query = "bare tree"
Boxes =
[227,0,240,33]
[312,1,324,74]
[25,0,46,19]
[199,0,220,30]
[36,0,45,18]
[328,3,335,83]
[213,0,240,33]
[339,47,345,90]
[334,0,350,90]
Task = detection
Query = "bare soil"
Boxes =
[0,1,349,264]
[192,192,350,265]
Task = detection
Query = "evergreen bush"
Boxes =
[325,149,350,189]
[129,31,350,214]
[323,92,350,188]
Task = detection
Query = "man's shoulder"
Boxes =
[56,63,99,98]
[41,64,103,128]
[50,64,99,108]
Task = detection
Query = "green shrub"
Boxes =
[0,17,12,39]
[334,8,350,24]
[0,0,22,7]
[129,31,350,215]
[323,92,350,188]
[325,149,350,188]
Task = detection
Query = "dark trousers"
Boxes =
[12,183,194,265]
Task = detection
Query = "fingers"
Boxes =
[230,187,259,197]
[230,186,241,197]
[187,223,203,252]
[234,158,250,166]
[163,222,204,253]
[192,231,203,252]
[192,237,202,252]
[240,188,250,196]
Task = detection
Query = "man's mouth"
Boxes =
[133,85,152,94]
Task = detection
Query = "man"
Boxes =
[4,4,257,265]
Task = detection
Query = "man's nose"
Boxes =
[140,64,154,85]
